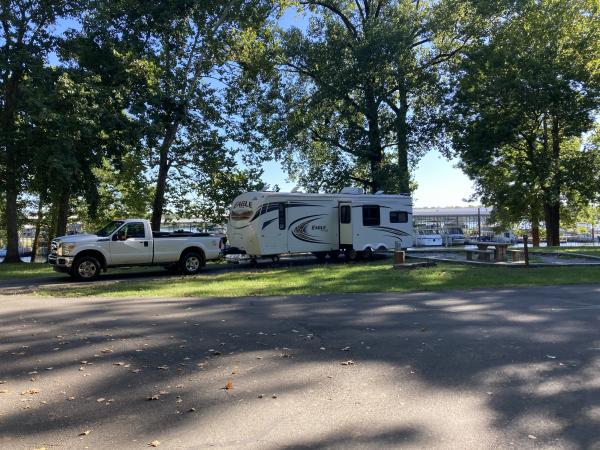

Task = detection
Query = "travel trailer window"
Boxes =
[390,211,408,223]
[362,205,380,226]
[340,205,351,223]
[278,203,286,230]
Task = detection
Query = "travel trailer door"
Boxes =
[262,201,288,255]
[339,202,353,247]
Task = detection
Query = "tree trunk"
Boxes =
[150,123,179,231]
[54,187,70,239]
[396,84,410,193]
[1,74,22,263]
[364,85,384,193]
[545,116,562,247]
[4,184,21,263]
[531,214,540,247]
[544,202,560,247]
[30,199,44,263]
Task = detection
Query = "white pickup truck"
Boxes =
[48,219,224,281]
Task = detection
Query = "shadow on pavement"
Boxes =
[0,285,599,448]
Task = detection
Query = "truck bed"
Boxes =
[152,231,215,238]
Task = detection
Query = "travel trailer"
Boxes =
[226,188,414,261]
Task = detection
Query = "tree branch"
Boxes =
[300,0,358,38]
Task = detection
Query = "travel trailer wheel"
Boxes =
[362,247,373,260]
[345,249,359,261]
[328,250,340,260]
[312,252,328,262]
[271,255,280,264]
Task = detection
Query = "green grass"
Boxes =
[0,263,61,280]
[37,261,600,298]
[530,246,600,257]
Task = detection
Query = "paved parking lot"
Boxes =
[1,285,600,449]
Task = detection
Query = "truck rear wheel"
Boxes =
[180,251,205,275]
[70,256,101,281]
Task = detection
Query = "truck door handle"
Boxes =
[142,241,148,247]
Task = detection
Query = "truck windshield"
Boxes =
[96,221,125,237]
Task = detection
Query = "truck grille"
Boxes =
[50,240,58,255]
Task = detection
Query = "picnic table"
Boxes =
[476,242,512,262]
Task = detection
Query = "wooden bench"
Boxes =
[465,249,495,262]
[507,249,524,262]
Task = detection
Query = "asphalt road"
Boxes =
[1,286,600,449]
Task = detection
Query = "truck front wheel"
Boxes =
[180,251,205,275]
[70,256,101,281]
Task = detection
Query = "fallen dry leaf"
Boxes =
[20,389,40,395]
[157,365,169,370]
[147,395,160,401]
[96,397,105,403]
[129,369,141,373]
[341,360,355,366]
[224,380,233,390]
[101,348,113,353]
[148,440,160,447]
[79,430,91,436]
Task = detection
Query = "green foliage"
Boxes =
[73,0,283,229]
[252,0,500,193]
[449,0,600,243]
[74,156,153,231]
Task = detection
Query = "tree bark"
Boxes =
[150,123,178,231]
[396,83,410,193]
[54,187,70,239]
[531,214,540,247]
[1,74,22,263]
[544,116,561,247]
[544,202,560,247]
[364,85,384,193]
[30,199,44,263]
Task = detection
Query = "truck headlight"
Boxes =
[62,243,76,256]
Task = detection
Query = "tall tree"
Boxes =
[28,67,132,238]
[0,0,81,262]
[258,0,497,193]
[449,0,600,246]
[79,0,280,231]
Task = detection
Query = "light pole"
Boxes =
[477,207,481,242]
